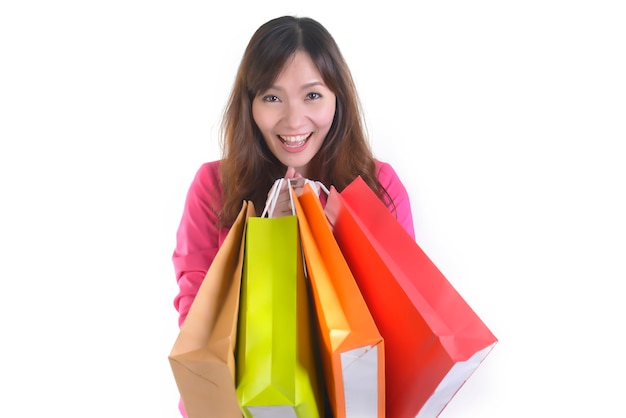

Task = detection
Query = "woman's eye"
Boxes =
[306,92,321,100]
[262,95,280,102]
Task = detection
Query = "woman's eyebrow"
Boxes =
[300,81,325,90]
[267,81,326,91]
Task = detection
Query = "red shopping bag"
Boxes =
[325,176,497,418]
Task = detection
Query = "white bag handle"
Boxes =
[303,178,330,196]
[261,177,330,218]
[261,178,284,218]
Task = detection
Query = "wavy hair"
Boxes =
[218,15,388,226]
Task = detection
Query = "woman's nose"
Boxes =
[283,103,306,128]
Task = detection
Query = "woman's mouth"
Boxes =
[278,133,312,148]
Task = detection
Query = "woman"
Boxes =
[172,15,415,328]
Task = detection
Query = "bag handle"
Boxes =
[302,178,330,196]
[261,178,330,218]
[261,178,285,218]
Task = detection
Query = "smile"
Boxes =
[278,133,312,148]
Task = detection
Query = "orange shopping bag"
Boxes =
[325,176,498,418]
[292,181,385,418]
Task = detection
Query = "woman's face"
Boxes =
[252,51,336,178]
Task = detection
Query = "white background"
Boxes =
[1,1,624,417]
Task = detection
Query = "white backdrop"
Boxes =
[1,1,625,417]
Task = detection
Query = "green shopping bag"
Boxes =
[236,179,324,417]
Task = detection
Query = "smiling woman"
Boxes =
[170,15,416,417]
[252,51,336,176]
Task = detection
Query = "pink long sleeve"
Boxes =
[375,160,416,240]
[172,161,229,327]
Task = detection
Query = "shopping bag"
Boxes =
[325,176,498,418]
[236,179,323,418]
[169,200,255,418]
[292,181,385,418]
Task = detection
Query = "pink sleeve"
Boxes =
[376,160,416,240]
[172,161,227,327]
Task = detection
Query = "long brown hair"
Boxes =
[218,15,386,227]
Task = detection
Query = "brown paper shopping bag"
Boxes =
[169,200,254,418]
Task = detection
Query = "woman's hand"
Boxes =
[269,166,303,217]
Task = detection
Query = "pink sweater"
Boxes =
[172,159,415,326]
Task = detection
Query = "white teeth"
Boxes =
[279,134,310,143]
[279,133,311,148]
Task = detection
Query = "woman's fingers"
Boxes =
[267,167,309,217]
[284,166,297,179]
